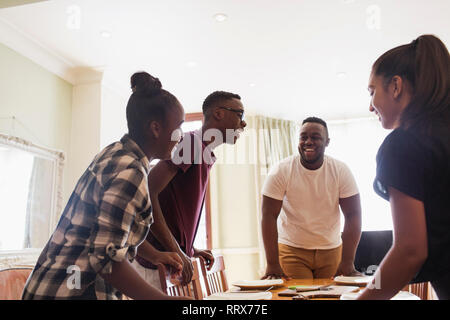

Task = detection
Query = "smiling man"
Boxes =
[261,117,362,280]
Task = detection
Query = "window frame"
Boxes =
[0,133,64,268]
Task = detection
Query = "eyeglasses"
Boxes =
[218,106,245,121]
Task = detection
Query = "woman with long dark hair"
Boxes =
[358,34,450,300]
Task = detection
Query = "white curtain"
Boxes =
[24,157,55,248]
[0,133,64,268]
[252,115,298,275]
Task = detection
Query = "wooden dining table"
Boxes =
[269,278,362,300]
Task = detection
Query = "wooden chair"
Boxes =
[0,267,33,300]
[157,258,203,300]
[199,255,228,296]
[402,282,430,300]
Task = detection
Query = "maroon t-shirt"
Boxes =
[136,130,215,269]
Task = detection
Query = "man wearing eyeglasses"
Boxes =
[133,91,246,286]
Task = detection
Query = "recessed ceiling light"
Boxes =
[100,30,111,38]
[213,13,228,22]
[249,83,256,87]
[186,61,197,68]
[337,72,347,79]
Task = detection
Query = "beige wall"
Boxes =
[0,41,134,207]
[211,163,259,249]
[67,78,131,196]
[209,119,262,285]
[67,81,101,194]
[100,83,128,149]
[0,42,73,204]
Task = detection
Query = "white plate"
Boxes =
[392,291,421,300]
[340,291,420,300]
[334,276,373,286]
[232,279,284,290]
[204,292,273,300]
[289,285,323,292]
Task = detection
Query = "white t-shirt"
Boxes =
[262,154,359,250]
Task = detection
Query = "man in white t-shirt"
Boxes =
[261,117,362,279]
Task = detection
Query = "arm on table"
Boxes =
[336,193,362,276]
[261,195,290,280]
[357,187,427,300]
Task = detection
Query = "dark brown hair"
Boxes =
[126,72,179,139]
[130,71,161,92]
[372,34,450,132]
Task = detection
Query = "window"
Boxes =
[0,134,64,267]
[326,118,392,231]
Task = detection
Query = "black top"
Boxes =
[374,121,450,282]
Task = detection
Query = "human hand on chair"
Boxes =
[193,248,215,270]
[154,251,183,278]
[177,251,194,284]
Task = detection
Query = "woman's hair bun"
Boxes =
[130,71,162,92]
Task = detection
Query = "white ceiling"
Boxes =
[0,0,449,121]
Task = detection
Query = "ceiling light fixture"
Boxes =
[186,61,197,68]
[337,72,347,79]
[100,30,111,38]
[213,13,228,22]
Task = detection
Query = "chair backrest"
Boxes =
[157,259,203,300]
[0,267,33,300]
[354,230,393,274]
[402,282,429,300]
[199,255,228,296]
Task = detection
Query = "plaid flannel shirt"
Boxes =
[22,135,153,300]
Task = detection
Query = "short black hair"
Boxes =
[302,117,329,137]
[126,73,179,139]
[202,91,241,115]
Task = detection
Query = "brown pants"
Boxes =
[279,243,342,279]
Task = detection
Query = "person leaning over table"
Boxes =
[358,34,450,300]
[22,74,190,300]
[261,117,362,280]
[133,89,247,287]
